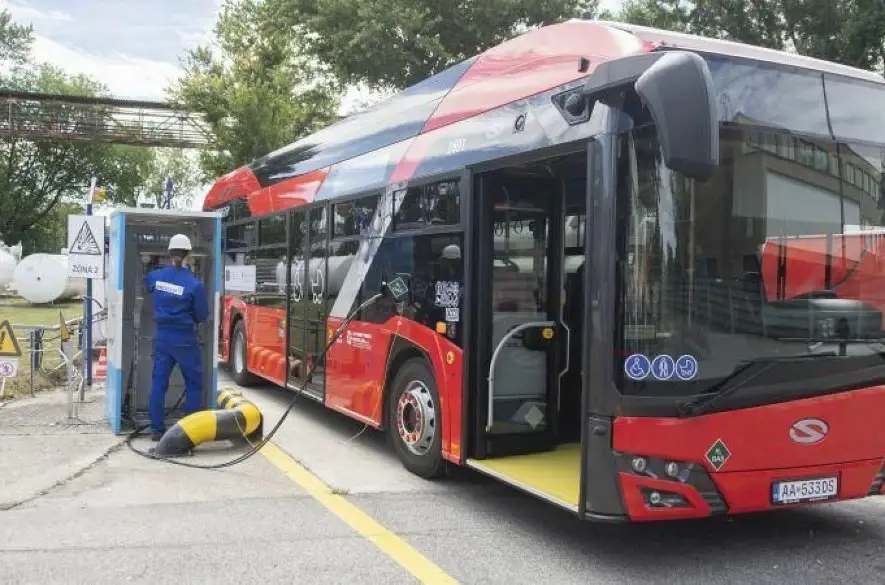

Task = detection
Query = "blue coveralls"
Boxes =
[144,265,210,435]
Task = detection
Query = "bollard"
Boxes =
[153,388,263,457]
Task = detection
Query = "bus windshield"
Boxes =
[616,58,885,401]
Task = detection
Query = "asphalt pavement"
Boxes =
[3,370,885,584]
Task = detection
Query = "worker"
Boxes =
[143,234,209,441]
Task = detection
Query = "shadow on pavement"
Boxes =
[228,370,885,581]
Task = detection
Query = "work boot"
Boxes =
[151,432,163,442]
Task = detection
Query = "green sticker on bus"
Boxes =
[705,439,731,471]
[387,277,408,299]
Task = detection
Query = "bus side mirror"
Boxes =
[635,51,720,182]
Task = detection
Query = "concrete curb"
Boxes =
[0,438,125,511]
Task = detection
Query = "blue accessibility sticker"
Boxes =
[675,355,699,380]
[651,355,676,380]
[624,354,651,381]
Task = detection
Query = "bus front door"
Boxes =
[473,166,567,458]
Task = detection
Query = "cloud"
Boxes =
[1,0,72,23]
[30,34,182,101]
[0,0,223,100]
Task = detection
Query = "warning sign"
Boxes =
[0,320,22,357]
[67,215,105,278]
[0,358,19,378]
[70,221,101,255]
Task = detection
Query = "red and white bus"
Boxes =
[204,19,885,521]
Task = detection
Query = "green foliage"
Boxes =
[168,0,341,180]
[0,9,183,253]
[0,9,33,62]
[615,0,885,72]
[139,148,204,209]
[0,62,158,249]
[267,0,599,90]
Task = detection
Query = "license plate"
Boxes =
[771,476,839,505]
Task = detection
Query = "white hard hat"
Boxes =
[442,244,461,260]
[168,234,192,252]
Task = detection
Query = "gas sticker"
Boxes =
[705,438,731,471]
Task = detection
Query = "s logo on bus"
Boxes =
[789,418,829,444]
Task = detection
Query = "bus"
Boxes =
[203,19,885,522]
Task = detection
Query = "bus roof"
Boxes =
[203,20,884,213]
[595,20,885,85]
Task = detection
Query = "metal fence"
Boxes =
[1,308,108,409]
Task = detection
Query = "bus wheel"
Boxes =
[231,319,258,386]
[387,358,444,479]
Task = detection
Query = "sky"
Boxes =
[1,0,221,101]
[1,0,623,209]
[3,0,624,102]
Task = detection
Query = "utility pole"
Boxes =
[163,176,174,209]
[84,176,96,390]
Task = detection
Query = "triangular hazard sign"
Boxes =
[0,320,22,357]
[59,311,71,343]
[70,220,101,255]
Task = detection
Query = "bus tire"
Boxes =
[231,319,258,386]
[387,358,445,479]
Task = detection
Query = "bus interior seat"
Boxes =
[492,270,539,312]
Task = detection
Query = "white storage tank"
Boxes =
[0,247,16,290]
[12,253,86,304]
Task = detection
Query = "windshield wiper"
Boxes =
[676,352,838,417]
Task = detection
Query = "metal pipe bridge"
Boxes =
[0,90,213,148]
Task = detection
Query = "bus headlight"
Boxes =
[631,456,648,473]
[616,452,695,483]
[643,488,689,508]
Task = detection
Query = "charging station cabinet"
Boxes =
[105,208,222,434]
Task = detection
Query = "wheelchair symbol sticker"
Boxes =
[651,355,676,380]
[624,354,651,380]
[676,355,699,380]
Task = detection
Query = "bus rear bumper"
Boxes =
[616,457,885,522]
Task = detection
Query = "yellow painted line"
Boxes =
[260,441,458,584]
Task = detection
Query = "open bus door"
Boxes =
[466,146,588,511]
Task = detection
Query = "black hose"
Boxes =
[125,292,385,469]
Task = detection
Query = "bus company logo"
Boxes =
[705,438,731,471]
[789,418,829,444]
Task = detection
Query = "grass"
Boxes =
[0,296,84,400]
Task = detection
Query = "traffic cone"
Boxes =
[94,347,107,379]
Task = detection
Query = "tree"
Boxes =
[614,0,885,72]
[0,9,33,62]
[139,148,204,209]
[265,0,599,90]
[0,10,156,252]
[168,0,341,181]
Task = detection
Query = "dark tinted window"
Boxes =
[824,76,885,145]
[616,122,885,398]
[394,179,461,231]
[247,247,287,307]
[351,233,465,346]
[704,54,830,137]
[260,214,287,246]
[228,197,251,221]
[333,195,379,238]
[226,221,256,249]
